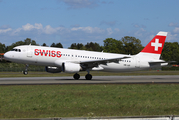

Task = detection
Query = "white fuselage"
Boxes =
[4,45,159,72]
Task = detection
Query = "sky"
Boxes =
[0,0,179,48]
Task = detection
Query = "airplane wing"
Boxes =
[71,56,130,69]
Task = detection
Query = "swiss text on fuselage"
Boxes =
[34,49,61,58]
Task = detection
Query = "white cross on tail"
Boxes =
[151,39,162,51]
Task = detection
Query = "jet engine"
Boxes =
[62,62,81,73]
[45,66,62,73]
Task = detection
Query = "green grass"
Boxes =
[1,70,179,78]
[0,84,179,118]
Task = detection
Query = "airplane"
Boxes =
[4,31,168,80]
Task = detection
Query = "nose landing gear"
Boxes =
[23,64,29,75]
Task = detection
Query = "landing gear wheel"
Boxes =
[85,74,92,80]
[73,73,80,80]
[23,64,29,75]
[23,70,28,75]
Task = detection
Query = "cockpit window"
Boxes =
[11,49,21,52]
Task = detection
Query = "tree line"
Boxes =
[0,37,179,64]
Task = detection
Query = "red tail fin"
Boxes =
[141,31,167,54]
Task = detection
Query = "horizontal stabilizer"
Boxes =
[149,60,176,67]
[149,60,176,64]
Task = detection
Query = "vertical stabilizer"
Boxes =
[137,31,167,59]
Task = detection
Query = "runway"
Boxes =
[0,75,179,85]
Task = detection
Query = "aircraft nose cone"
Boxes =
[3,53,7,59]
[3,52,10,60]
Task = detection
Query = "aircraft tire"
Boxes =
[85,74,92,80]
[73,73,80,80]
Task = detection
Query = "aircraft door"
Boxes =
[27,46,32,57]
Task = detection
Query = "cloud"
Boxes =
[58,0,99,9]
[0,23,120,47]
[173,27,179,33]
[71,26,105,34]
[1,23,179,48]
[166,32,178,42]
[0,28,12,34]
[43,25,63,34]
[106,28,113,35]
[133,28,146,37]
[168,22,179,27]
[22,23,43,31]
[133,24,140,28]
[11,23,65,36]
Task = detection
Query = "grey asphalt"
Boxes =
[0,75,178,85]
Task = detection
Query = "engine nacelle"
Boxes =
[62,62,81,73]
[45,66,62,73]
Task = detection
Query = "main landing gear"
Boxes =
[73,73,80,80]
[23,64,29,75]
[73,73,92,80]
[85,74,92,80]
